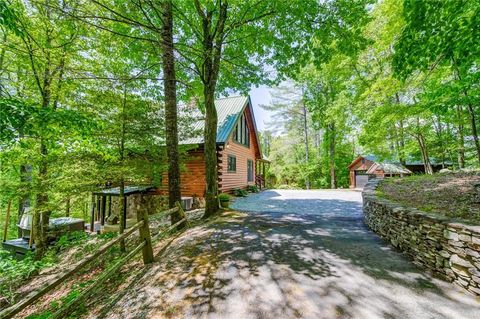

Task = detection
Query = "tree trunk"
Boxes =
[118,85,127,252]
[195,0,228,218]
[203,85,219,218]
[433,115,446,168]
[65,197,70,217]
[17,160,32,237]
[160,0,183,226]
[452,58,480,164]
[118,180,126,252]
[34,81,52,259]
[456,105,466,168]
[416,133,433,175]
[466,103,480,164]
[328,123,336,189]
[35,140,50,259]
[302,88,310,190]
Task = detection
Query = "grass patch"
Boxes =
[378,171,480,224]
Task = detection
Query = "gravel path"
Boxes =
[97,189,480,319]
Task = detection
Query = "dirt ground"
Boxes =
[379,171,480,224]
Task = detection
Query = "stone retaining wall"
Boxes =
[363,179,480,296]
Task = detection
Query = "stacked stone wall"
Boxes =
[363,179,480,296]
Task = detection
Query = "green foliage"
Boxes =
[246,185,259,193]
[0,250,56,305]
[54,231,89,250]
[218,193,230,202]
[233,188,248,197]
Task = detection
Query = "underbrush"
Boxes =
[0,231,118,311]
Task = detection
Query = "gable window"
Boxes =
[233,113,249,147]
[247,159,254,182]
[227,155,236,172]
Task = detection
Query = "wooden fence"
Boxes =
[0,203,188,319]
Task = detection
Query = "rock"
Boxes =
[468,268,480,277]
[450,255,474,268]
[466,248,480,258]
[452,265,471,277]
[473,236,480,245]
[444,229,459,241]
[445,268,456,279]
[467,286,480,296]
[472,276,480,284]
[448,240,465,248]
[439,250,451,258]
[456,277,470,287]
[459,233,472,243]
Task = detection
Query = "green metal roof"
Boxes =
[93,185,155,196]
[181,96,250,145]
[366,162,412,175]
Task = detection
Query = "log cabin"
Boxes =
[161,95,268,199]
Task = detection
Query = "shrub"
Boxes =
[218,193,230,201]
[233,188,248,197]
[247,185,259,193]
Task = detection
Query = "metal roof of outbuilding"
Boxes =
[366,162,412,175]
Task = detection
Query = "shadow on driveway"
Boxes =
[98,190,480,319]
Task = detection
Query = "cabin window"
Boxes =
[233,113,249,147]
[227,155,236,172]
[247,159,254,182]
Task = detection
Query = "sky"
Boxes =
[248,85,276,132]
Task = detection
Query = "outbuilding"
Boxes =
[348,155,412,188]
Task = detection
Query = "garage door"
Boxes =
[355,175,369,188]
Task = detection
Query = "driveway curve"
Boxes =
[99,189,480,319]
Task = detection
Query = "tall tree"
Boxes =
[161,1,183,224]
[393,0,480,164]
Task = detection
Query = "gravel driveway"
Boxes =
[227,189,480,319]
[99,189,480,319]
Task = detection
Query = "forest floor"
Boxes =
[379,170,480,224]
[78,190,480,319]
[2,209,205,319]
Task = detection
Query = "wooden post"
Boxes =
[29,213,35,248]
[3,201,12,242]
[101,196,106,226]
[175,201,188,228]
[108,196,112,217]
[96,196,101,221]
[65,197,70,217]
[262,162,265,189]
[136,196,154,264]
[123,196,127,229]
[90,194,95,232]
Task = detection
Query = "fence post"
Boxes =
[137,198,154,264]
[175,201,188,228]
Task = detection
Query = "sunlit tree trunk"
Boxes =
[302,88,310,190]
[328,122,336,189]
[193,0,228,218]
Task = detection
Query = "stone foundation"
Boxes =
[110,194,168,220]
[363,179,480,296]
